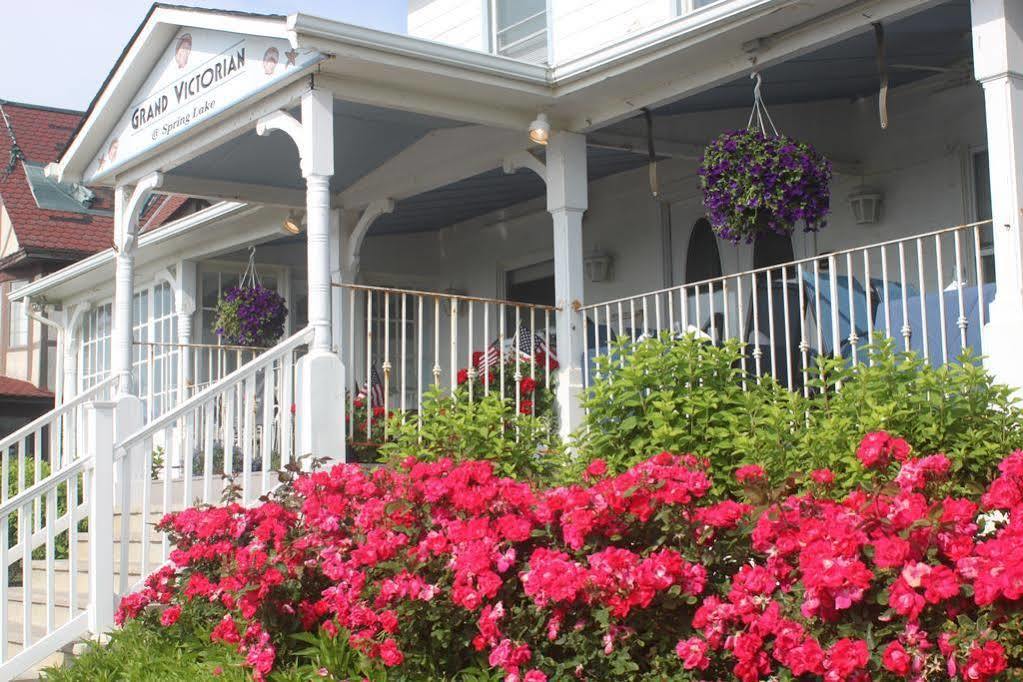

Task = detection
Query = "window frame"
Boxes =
[7,279,31,349]
[489,0,549,62]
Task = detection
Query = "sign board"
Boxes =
[85,27,324,183]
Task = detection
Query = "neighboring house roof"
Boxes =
[0,375,53,400]
[0,101,115,264]
[0,100,193,271]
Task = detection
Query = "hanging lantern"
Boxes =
[848,186,884,225]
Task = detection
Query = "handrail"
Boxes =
[334,281,558,312]
[133,340,266,353]
[0,457,89,520]
[580,220,993,310]
[116,326,313,453]
[0,374,116,452]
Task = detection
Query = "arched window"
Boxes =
[685,218,722,284]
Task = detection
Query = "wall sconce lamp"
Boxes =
[584,252,613,283]
[848,187,883,225]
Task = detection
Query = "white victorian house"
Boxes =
[2,0,1023,676]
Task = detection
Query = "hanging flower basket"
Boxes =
[699,129,832,244]
[699,75,832,244]
[212,248,288,347]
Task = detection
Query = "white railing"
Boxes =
[582,221,995,393]
[133,340,265,422]
[0,397,111,680]
[335,284,557,446]
[0,375,116,508]
[111,327,311,597]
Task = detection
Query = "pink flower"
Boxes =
[676,637,710,670]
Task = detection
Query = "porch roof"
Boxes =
[48,0,940,190]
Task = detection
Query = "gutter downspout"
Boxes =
[26,301,64,406]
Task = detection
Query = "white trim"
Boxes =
[15,202,249,303]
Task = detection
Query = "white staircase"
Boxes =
[0,328,312,681]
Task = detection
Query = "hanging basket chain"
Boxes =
[747,72,779,138]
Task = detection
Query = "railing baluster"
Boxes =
[384,293,392,436]
[751,272,762,379]
[781,267,793,391]
[401,293,408,416]
[21,499,31,649]
[203,402,215,503]
[766,270,777,379]
[449,297,457,396]
[468,301,475,402]
[45,488,56,633]
[899,242,911,352]
[708,282,717,343]
[935,234,949,365]
[863,249,873,364]
[916,238,930,362]
[954,229,968,351]
[796,262,809,398]
[846,253,858,365]
[736,275,747,383]
[974,225,986,328]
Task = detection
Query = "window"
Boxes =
[8,280,29,347]
[492,0,548,63]
[972,150,995,284]
[133,282,178,418]
[80,303,112,389]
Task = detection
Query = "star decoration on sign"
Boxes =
[285,49,298,67]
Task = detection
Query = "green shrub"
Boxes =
[576,333,1023,493]
[379,389,560,480]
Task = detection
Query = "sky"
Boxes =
[0,0,407,111]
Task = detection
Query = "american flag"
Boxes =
[356,364,385,407]
[475,327,553,370]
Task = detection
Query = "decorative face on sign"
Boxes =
[107,138,119,163]
[175,34,192,69]
[262,47,279,75]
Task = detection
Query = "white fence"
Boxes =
[582,221,995,393]
[336,283,557,443]
[0,377,116,678]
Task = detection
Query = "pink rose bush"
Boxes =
[117,432,1023,680]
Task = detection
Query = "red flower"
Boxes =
[519,376,537,396]
[882,641,911,676]
[964,641,1006,681]
[160,604,182,627]
[735,464,766,484]
[519,400,534,415]
[378,638,405,667]
[584,459,607,479]
[457,368,469,385]
[811,468,835,485]
[857,431,910,469]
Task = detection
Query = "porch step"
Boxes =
[3,511,175,679]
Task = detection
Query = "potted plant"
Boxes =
[211,249,288,347]
[699,75,832,243]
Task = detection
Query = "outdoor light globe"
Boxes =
[282,211,304,235]
[529,113,550,145]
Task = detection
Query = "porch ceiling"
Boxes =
[167,100,464,194]
[369,147,650,236]
[648,0,971,116]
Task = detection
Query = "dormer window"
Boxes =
[492,0,548,64]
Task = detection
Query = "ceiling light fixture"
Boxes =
[528,113,550,145]
[282,210,304,235]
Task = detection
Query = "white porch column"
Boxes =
[110,174,162,440]
[973,0,1023,391]
[546,131,588,439]
[175,260,197,402]
[258,89,345,459]
[111,187,136,397]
